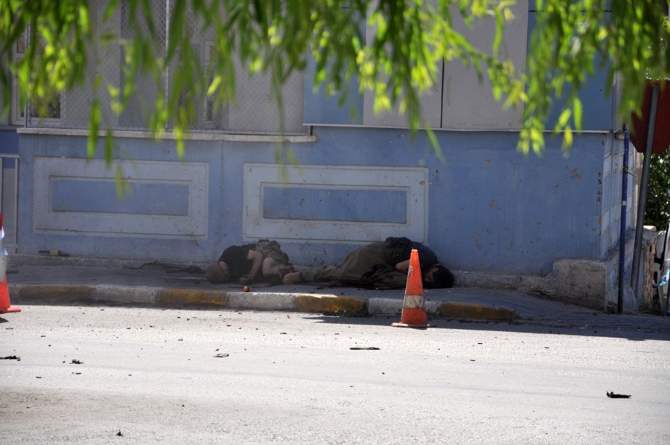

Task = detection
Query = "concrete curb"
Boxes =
[8,284,519,321]
[369,297,518,321]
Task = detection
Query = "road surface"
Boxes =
[1,305,669,444]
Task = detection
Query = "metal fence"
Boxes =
[22,0,306,135]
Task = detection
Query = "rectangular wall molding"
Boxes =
[243,163,428,243]
[33,158,208,237]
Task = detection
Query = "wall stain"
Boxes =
[572,168,581,180]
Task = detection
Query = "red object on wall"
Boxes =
[631,81,670,154]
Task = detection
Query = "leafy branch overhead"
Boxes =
[0,0,669,157]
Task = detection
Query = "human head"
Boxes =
[422,265,454,289]
[206,261,230,284]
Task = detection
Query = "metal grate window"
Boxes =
[13,0,306,135]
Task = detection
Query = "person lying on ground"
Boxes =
[281,237,454,289]
[206,240,293,285]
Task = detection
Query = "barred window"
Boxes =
[11,29,62,125]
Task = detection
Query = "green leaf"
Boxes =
[93,74,103,91]
[114,165,131,200]
[573,97,583,131]
[105,131,114,165]
[563,127,573,150]
[557,108,572,129]
[103,0,120,22]
[87,100,100,159]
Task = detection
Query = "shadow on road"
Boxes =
[9,301,670,341]
[301,314,670,342]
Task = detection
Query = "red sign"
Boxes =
[631,81,670,154]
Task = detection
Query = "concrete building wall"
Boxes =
[17,127,614,278]
[4,0,643,310]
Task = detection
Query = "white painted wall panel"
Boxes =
[243,163,428,243]
[33,158,208,237]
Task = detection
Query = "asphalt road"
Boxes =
[1,305,669,444]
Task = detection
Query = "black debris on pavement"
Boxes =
[214,353,229,358]
[349,347,380,350]
[116,430,123,437]
[70,359,83,364]
[0,355,20,360]
[607,392,631,399]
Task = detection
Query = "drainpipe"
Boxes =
[630,84,660,300]
[618,126,630,313]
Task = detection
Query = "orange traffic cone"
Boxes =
[392,249,432,328]
[0,277,20,314]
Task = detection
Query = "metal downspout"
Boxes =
[618,126,630,313]
[630,85,660,299]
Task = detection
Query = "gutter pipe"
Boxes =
[630,85,660,302]
[618,126,630,313]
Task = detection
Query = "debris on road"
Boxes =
[116,430,123,437]
[214,353,229,358]
[70,359,83,364]
[607,392,631,399]
[0,355,21,360]
[349,347,379,350]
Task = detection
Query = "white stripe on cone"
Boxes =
[403,294,424,309]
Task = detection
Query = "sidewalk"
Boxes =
[4,254,609,323]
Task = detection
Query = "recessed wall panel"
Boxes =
[244,164,428,243]
[33,158,208,237]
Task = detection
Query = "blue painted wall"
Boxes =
[255,127,606,276]
[303,55,364,125]
[18,135,224,261]
[0,129,19,154]
[18,127,607,276]
[262,187,407,223]
[0,129,19,173]
[51,179,189,215]
[14,1,619,276]
[527,12,613,131]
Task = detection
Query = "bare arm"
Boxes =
[240,250,263,284]
[395,260,410,274]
